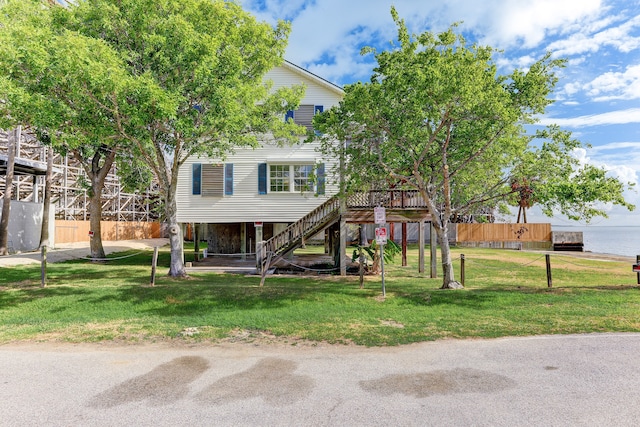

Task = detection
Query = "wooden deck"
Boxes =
[260,191,432,259]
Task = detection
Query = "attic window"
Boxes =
[286,105,324,131]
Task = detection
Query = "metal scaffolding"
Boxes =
[1,127,160,222]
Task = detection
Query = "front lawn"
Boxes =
[1,245,638,346]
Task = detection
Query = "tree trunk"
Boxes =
[0,127,18,256]
[75,146,116,260]
[39,146,54,248]
[166,190,186,277]
[434,221,463,289]
[88,187,106,260]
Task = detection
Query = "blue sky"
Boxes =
[242,0,640,226]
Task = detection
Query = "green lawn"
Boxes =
[1,244,638,346]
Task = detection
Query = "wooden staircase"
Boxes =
[259,190,433,267]
[261,196,341,260]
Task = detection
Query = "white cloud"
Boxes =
[539,108,640,127]
[590,141,640,152]
[547,14,640,57]
[475,0,603,48]
[242,0,616,84]
[585,64,640,101]
[586,142,640,174]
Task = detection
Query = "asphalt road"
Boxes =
[2,333,640,426]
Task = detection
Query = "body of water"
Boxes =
[553,226,640,258]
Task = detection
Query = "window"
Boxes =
[285,105,324,132]
[269,165,290,192]
[192,163,233,197]
[259,163,325,194]
[294,164,314,192]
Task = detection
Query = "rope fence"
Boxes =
[456,252,638,287]
[4,244,637,288]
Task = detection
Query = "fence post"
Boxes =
[418,221,425,274]
[40,246,47,288]
[637,255,640,285]
[546,254,552,288]
[359,246,365,289]
[256,241,264,274]
[460,253,465,287]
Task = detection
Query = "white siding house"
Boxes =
[176,61,344,254]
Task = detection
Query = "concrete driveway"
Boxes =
[0,239,168,267]
[2,333,640,426]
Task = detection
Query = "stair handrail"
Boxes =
[260,190,428,261]
[262,196,341,257]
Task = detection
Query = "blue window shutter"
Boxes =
[258,163,267,194]
[224,163,233,195]
[314,106,324,135]
[192,163,202,195]
[285,110,294,122]
[316,163,325,195]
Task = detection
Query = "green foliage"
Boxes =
[512,126,635,222]
[54,0,307,276]
[314,7,633,288]
[351,239,401,265]
[54,0,306,161]
[0,0,307,275]
[314,7,633,225]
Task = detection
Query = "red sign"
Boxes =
[375,227,387,244]
[633,264,640,273]
[254,222,263,228]
[88,231,94,237]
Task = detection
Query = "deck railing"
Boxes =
[259,190,429,268]
[346,190,427,209]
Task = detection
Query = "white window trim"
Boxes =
[268,163,317,194]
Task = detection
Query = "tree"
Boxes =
[315,8,634,289]
[56,0,305,276]
[0,0,142,260]
[510,125,634,223]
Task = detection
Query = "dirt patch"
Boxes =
[88,356,209,408]
[195,357,314,406]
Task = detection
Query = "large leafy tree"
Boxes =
[54,0,305,276]
[0,0,142,259]
[315,9,634,289]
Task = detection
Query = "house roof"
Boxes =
[282,60,344,96]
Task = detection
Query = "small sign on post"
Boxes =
[375,227,388,245]
[88,230,94,238]
[374,206,386,225]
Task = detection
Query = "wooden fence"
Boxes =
[456,223,552,249]
[55,220,162,244]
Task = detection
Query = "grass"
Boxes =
[1,244,639,346]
